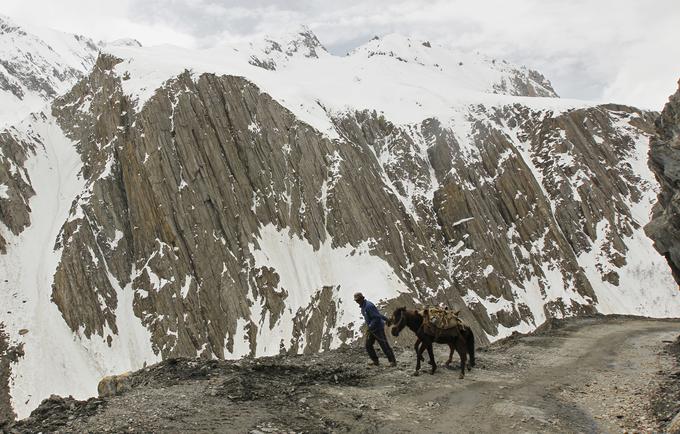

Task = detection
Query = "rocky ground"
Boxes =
[2,315,680,433]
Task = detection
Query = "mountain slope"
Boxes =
[0,16,99,127]
[0,27,678,421]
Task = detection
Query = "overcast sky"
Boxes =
[2,0,679,110]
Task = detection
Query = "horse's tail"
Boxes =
[465,327,476,367]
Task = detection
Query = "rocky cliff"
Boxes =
[1,26,678,421]
[646,80,680,283]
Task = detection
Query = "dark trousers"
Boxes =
[366,327,396,363]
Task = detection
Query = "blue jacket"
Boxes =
[361,300,388,332]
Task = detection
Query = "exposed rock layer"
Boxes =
[0,323,22,425]
[646,80,680,283]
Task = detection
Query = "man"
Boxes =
[354,292,397,367]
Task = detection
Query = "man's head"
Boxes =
[353,292,365,305]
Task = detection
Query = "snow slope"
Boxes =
[249,225,409,355]
[107,33,581,141]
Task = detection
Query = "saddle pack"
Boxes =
[420,307,465,337]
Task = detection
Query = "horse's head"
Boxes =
[390,307,407,337]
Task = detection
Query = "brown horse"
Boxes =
[419,309,476,371]
[389,307,471,379]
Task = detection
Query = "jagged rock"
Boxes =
[0,129,35,253]
[646,80,680,283]
[0,323,22,425]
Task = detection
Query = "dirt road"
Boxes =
[6,316,680,433]
[377,316,680,433]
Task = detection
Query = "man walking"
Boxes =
[354,292,397,367]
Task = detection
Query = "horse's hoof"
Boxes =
[459,374,465,379]
[413,371,420,377]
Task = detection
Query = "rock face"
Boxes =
[646,81,680,283]
[0,27,678,420]
[0,323,22,425]
[0,127,35,253]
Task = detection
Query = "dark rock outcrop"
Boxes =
[0,127,36,253]
[646,80,680,284]
[0,323,23,425]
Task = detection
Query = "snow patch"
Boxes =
[108,230,124,250]
[453,217,474,227]
[247,224,409,356]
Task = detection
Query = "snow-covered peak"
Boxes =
[350,33,558,98]
[106,28,582,141]
[244,25,328,70]
[105,38,143,48]
[351,33,500,71]
[0,15,99,126]
[0,14,26,36]
[0,15,98,74]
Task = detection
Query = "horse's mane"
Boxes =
[398,307,425,322]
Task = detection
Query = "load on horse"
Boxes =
[389,306,475,378]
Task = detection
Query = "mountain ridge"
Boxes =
[0,15,99,127]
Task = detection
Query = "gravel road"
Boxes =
[5,315,680,433]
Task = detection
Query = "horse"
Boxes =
[388,307,473,379]
[418,308,476,371]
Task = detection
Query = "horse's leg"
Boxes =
[445,342,454,367]
[414,343,426,376]
[421,340,433,365]
[466,329,476,369]
[424,341,433,365]
[414,338,424,362]
[455,338,467,379]
[426,341,436,375]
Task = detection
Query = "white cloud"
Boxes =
[1,0,679,109]
[0,0,197,47]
